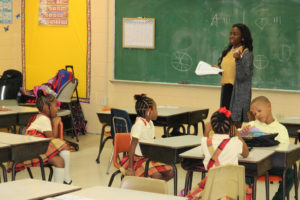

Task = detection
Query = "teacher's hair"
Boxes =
[218,23,253,65]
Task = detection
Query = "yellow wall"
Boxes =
[0,0,21,74]
[1,0,299,134]
[25,0,87,99]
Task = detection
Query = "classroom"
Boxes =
[0,0,300,199]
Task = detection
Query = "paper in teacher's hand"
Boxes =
[195,61,224,76]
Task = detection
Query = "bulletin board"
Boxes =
[123,18,155,49]
[22,0,91,101]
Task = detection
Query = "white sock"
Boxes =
[54,168,64,183]
[59,150,71,183]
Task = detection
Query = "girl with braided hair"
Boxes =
[14,89,72,184]
[186,107,249,200]
[120,94,174,181]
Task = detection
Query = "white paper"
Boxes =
[195,61,223,76]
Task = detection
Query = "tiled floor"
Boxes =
[8,130,300,199]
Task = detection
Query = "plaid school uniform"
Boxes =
[186,137,230,200]
[14,113,69,171]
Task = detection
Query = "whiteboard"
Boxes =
[122,18,155,49]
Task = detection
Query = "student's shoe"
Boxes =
[63,180,72,185]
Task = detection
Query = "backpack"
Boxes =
[50,69,74,93]
[0,69,23,100]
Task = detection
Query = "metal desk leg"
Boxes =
[184,171,192,196]
[96,124,108,164]
[200,120,205,135]
[282,169,287,200]
[253,177,257,200]
[11,161,17,181]
[265,172,269,200]
[39,157,46,181]
[294,164,298,200]
[144,159,151,177]
[172,163,178,196]
[0,163,7,182]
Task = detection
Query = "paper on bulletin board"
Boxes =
[39,0,69,26]
[0,0,13,24]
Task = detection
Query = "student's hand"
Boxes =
[240,125,253,133]
[211,65,220,68]
[0,107,11,111]
[233,50,242,59]
[127,168,135,176]
[52,117,62,126]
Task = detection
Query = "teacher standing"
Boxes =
[214,23,254,127]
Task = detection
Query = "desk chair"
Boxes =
[25,122,64,182]
[0,99,18,133]
[121,176,168,194]
[96,107,113,164]
[201,164,245,200]
[106,108,132,174]
[108,133,131,186]
[56,78,79,141]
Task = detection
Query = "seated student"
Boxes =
[15,89,72,184]
[120,94,173,181]
[186,107,249,200]
[242,96,293,200]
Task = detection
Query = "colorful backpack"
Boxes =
[49,69,74,93]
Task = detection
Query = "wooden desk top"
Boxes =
[179,146,275,163]
[0,179,81,200]
[99,106,207,117]
[140,135,201,149]
[261,143,300,153]
[0,132,49,145]
[0,106,38,115]
[279,116,300,125]
[54,186,186,200]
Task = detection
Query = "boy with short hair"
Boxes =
[243,96,293,200]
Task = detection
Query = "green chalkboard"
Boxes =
[115,0,300,91]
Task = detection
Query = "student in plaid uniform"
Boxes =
[16,89,72,184]
[120,94,173,181]
[186,107,249,200]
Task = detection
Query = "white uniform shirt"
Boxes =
[27,114,52,132]
[131,117,155,156]
[249,119,290,144]
[201,134,243,170]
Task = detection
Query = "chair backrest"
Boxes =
[111,108,132,138]
[56,78,78,103]
[58,121,64,139]
[201,164,245,200]
[121,176,168,194]
[113,133,131,169]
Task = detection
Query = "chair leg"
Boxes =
[0,163,7,182]
[106,149,114,175]
[184,171,192,196]
[27,168,34,179]
[96,124,108,164]
[293,164,298,200]
[39,157,46,181]
[48,165,54,182]
[68,103,79,142]
[108,170,121,187]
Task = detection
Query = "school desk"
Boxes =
[279,116,300,144]
[263,143,300,200]
[0,143,10,182]
[0,106,38,132]
[179,146,275,200]
[0,179,81,200]
[96,106,208,164]
[0,132,50,181]
[139,135,202,195]
[54,185,186,200]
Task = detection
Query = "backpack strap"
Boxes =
[206,137,231,170]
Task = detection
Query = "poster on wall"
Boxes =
[0,0,13,24]
[39,0,68,26]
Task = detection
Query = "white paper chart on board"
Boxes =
[195,61,223,76]
[123,18,155,49]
